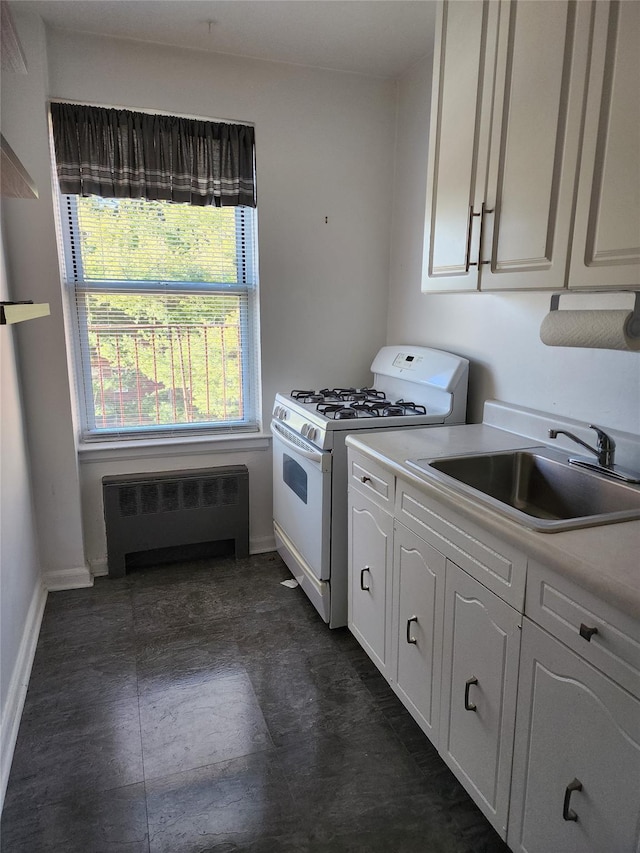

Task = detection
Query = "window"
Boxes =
[50,103,259,441]
[59,194,259,440]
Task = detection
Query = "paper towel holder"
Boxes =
[549,291,640,338]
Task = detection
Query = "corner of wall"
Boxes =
[0,580,47,815]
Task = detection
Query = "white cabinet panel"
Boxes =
[423,0,590,292]
[392,522,446,743]
[348,488,394,678]
[440,561,521,838]
[422,0,498,291]
[509,619,640,853]
[569,0,640,289]
[482,0,588,290]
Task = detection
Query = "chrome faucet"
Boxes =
[548,424,615,468]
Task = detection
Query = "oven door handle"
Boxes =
[270,420,326,465]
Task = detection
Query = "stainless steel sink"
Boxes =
[407,447,640,532]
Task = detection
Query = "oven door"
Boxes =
[271,419,332,581]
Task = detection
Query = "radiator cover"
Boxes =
[102,465,249,577]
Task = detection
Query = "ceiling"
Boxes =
[16,0,437,79]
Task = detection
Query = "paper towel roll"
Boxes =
[540,309,640,351]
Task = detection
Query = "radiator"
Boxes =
[102,465,249,577]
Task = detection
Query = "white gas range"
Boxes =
[270,345,469,627]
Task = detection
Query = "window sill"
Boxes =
[78,431,271,464]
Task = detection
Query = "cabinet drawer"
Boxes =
[396,478,527,610]
[526,561,640,699]
[348,450,395,510]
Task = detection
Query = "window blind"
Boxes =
[60,194,259,439]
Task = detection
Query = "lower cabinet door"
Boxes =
[508,619,640,853]
[347,488,394,678]
[440,561,521,839]
[392,522,446,745]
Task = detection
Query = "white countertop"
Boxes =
[346,423,640,621]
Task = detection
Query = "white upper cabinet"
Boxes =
[568,0,640,289]
[423,0,498,292]
[423,0,637,293]
[423,0,588,292]
[482,0,587,291]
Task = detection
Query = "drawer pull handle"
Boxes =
[464,676,478,711]
[579,623,598,642]
[360,475,372,484]
[360,567,371,591]
[562,778,582,822]
[406,616,418,644]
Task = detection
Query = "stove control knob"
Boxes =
[301,423,309,437]
[308,427,317,442]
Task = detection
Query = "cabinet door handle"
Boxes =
[465,205,482,271]
[478,202,494,267]
[406,615,418,644]
[464,676,478,711]
[562,778,583,822]
[579,623,598,642]
[360,475,372,484]
[360,567,371,591]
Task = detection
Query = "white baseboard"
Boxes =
[90,557,109,578]
[0,581,47,814]
[42,565,93,591]
[250,534,276,554]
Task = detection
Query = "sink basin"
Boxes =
[407,447,640,532]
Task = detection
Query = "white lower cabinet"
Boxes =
[391,521,446,743]
[347,451,639,850]
[508,619,640,853]
[347,487,394,678]
[440,561,521,838]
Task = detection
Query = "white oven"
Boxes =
[271,345,469,627]
[271,420,332,579]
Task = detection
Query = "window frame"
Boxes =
[57,193,261,442]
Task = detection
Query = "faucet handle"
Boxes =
[588,424,615,452]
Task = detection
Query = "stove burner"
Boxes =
[393,400,428,415]
[316,403,351,417]
[291,387,388,404]
[292,389,430,420]
[351,402,384,417]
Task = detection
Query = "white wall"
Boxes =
[388,55,640,435]
[2,22,395,571]
[0,228,46,809]
[1,11,89,590]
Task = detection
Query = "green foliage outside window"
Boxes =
[71,197,252,432]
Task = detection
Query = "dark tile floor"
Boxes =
[1,553,510,853]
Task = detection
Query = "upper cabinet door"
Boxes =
[481,0,589,291]
[422,0,499,292]
[568,0,640,290]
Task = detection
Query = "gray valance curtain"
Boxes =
[50,103,256,207]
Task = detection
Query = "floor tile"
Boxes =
[37,588,134,652]
[145,752,294,853]
[4,698,144,811]
[1,552,509,853]
[245,648,384,747]
[0,783,149,853]
[276,721,430,824]
[135,621,244,695]
[139,672,273,780]
[25,636,138,715]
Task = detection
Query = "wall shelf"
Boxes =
[0,302,50,325]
